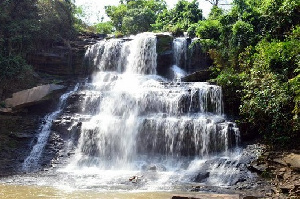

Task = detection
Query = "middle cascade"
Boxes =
[71,32,240,172]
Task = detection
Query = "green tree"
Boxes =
[0,0,40,56]
[37,0,77,47]
[93,22,114,34]
[105,0,166,35]
[154,0,202,34]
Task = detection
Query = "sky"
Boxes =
[74,0,218,25]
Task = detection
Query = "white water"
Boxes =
[22,84,79,172]
[173,37,187,70]
[59,33,242,189]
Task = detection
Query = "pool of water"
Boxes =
[0,184,194,199]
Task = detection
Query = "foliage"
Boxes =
[193,0,300,146]
[36,0,77,47]
[154,0,202,33]
[213,68,244,116]
[105,0,166,35]
[0,55,32,80]
[196,20,221,40]
[0,0,80,97]
[0,0,40,56]
[93,22,114,34]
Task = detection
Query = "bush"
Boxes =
[0,55,32,80]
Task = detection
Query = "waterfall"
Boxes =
[173,37,187,69]
[22,84,79,172]
[69,33,240,173]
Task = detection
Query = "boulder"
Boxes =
[181,70,211,82]
[4,84,64,110]
[283,153,300,171]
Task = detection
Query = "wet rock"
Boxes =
[156,33,173,77]
[149,165,157,171]
[129,175,143,183]
[193,172,209,182]
[181,70,211,82]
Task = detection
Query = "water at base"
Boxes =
[1,184,234,199]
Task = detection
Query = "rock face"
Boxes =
[0,115,39,176]
[4,84,64,110]
[156,33,173,77]
[181,70,211,82]
[27,35,99,76]
[186,39,212,73]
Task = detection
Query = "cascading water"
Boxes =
[171,37,188,81]
[63,32,242,189]
[173,37,187,69]
[22,84,79,172]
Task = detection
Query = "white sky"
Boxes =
[74,0,217,25]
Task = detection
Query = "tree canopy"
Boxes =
[105,0,167,35]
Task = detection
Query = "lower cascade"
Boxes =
[20,33,247,191]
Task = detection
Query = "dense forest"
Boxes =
[0,0,299,147]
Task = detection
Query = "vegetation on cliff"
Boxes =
[0,0,83,99]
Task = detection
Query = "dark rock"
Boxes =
[186,39,212,73]
[279,185,293,194]
[27,39,95,76]
[193,172,210,182]
[149,165,157,171]
[182,70,211,82]
[77,122,82,127]
[156,33,173,78]
[248,161,268,174]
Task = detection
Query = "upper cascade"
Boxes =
[85,32,157,75]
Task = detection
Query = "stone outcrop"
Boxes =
[186,38,212,73]
[181,70,211,82]
[3,84,64,110]
[156,33,173,77]
[283,153,300,171]
[249,150,300,198]
[27,35,100,76]
[0,115,39,176]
